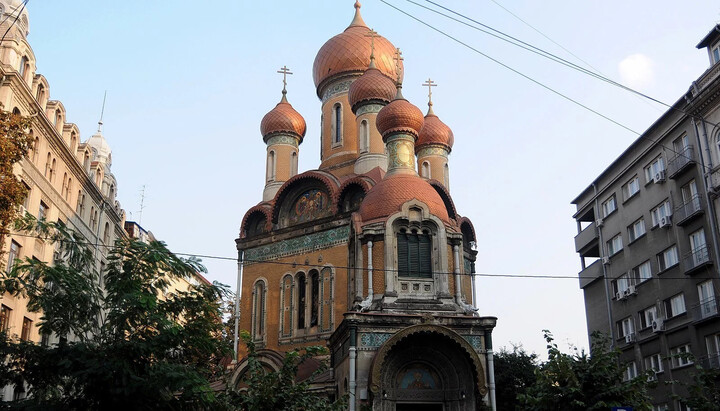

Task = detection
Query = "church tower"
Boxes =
[416,79,454,188]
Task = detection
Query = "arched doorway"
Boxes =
[370,325,486,411]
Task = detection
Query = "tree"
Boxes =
[519,330,654,411]
[0,216,232,409]
[0,110,32,255]
[493,345,539,410]
[670,358,720,411]
[230,331,346,411]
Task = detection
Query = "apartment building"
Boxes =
[572,24,720,408]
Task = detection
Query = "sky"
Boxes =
[24,0,720,357]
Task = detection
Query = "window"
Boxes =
[713,44,720,64]
[31,136,38,163]
[50,158,56,182]
[290,152,298,177]
[689,229,709,267]
[20,317,31,341]
[36,84,44,103]
[40,331,50,347]
[297,273,306,329]
[706,333,720,362]
[681,179,700,209]
[397,228,432,278]
[602,195,617,217]
[61,173,68,199]
[607,234,623,256]
[21,182,30,210]
[623,176,640,200]
[252,280,266,340]
[38,201,48,221]
[651,200,672,227]
[103,222,110,244]
[658,245,678,271]
[266,150,275,182]
[628,219,646,242]
[0,305,11,331]
[623,361,638,381]
[70,132,77,152]
[7,240,20,274]
[83,152,90,170]
[443,163,449,187]
[89,206,96,229]
[310,270,319,327]
[698,280,717,318]
[76,192,85,217]
[617,316,635,338]
[644,156,665,183]
[673,134,690,153]
[44,153,51,177]
[612,272,634,296]
[19,56,27,79]
[359,119,369,153]
[333,104,342,144]
[421,161,430,178]
[635,260,652,283]
[644,353,664,374]
[639,305,657,329]
[670,344,693,368]
[665,293,686,318]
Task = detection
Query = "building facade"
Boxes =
[572,24,720,409]
[0,0,126,398]
[234,3,497,410]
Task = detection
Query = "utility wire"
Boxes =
[0,0,27,46]
[8,231,718,281]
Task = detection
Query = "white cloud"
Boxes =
[618,53,655,89]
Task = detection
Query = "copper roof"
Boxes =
[312,4,402,95]
[358,173,450,223]
[416,112,454,152]
[376,91,424,137]
[260,93,307,140]
[348,65,397,110]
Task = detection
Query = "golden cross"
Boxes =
[393,48,404,82]
[422,78,437,105]
[364,29,378,59]
[277,65,293,92]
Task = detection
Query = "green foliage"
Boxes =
[519,330,654,411]
[230,331,346,411]
[493,345,539,410]
[669,358,720,411]
[0,217,232,409]
[0,110,32,257]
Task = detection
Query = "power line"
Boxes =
[0,0,27,46]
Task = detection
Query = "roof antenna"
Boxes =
[98,90,107,133]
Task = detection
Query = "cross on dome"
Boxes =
[393,48,404,84]
[277,65,293,102]
[423,78,437,114]
[364,29,378,63]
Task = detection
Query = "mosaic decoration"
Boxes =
[463,335,483,351]
[266,135,299,147]
[417,146,449,158]
[386,136,415,170]
[360,332,392,347]
[397,366,440,389]
[464,258,472,275]
[321,80,352,103]
[290,189,331,225]
[356,103,384,116]
[244,226,350,264]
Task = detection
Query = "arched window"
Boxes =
[266,150,276,182]
[95,169,102,186]
[53,110,60,126]
[61,173,68,198]
[19,56,28,80]
[31,134,38,163]
[76,191,84,217]
[89,206,96,230]
[252,280,266,341]
[296,272,306,329]
[83,152,90,170]
[12,107,20,115]
[421,161,431,178]
[310,270,320,327]
[66,178,72,202]
[70,132,77,152]
[280,274,294,338]
[443,163,449,187]
[359,119,369,153]
[109,184,115,201]
[44,153,51,177]
[291,151,298,177]
[36,84,44,103]
[397,228,432,278]
[103,222,110,244]
[50,158,56,182]
[332,103,343,144]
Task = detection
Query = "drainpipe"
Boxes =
[471,260,477,307]
[367,241,373,300]
[593,183,615,346]
[485,330,496,411]
[349,327,357,411]
[453,244,462,303]
[693,118,720,270]
[233,249,244,361]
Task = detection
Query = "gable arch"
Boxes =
[458,216,477,248]
[240,205,272,239]
[427,179,458,220]
[338,176,372,213]
[270,171,340,225]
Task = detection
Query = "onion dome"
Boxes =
[376,87,424,137]
[417,110,454,152]
[348,59,397,110]
[313,1,402,95]
[260,91,307,142]
[358,173,450,222]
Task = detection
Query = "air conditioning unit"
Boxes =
[628,285,637,296]
[602,256,611,265]
[625,333,636,343]
[616,292,624,301]
[623,288,631,298]
[651,318,665,332]
[654,171,666,183]
[660,216,672,228]
[596,218,604,228]
[18,205,27,216]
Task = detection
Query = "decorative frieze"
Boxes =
[244,225,350,264]
[321,79,353,103]
[416,146,448,158]
[356,103,384,116]
[265,134,299,147]
[360,332,392,348]
[462,335,483,352]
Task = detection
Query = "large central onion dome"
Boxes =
[359,174,450,222]
[312,1,402,96]
[260,92,307,142]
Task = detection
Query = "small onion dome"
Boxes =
[348,62,397,111]
[312,2,401,95]
[376,89,424,138]
[416,112,454,152]
[260,92,307,142]
[358,173,450,222]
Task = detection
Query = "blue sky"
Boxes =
[25,0,720,356]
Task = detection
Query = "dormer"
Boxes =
[45,100,65,134]
[32,74,49,111]
[697,24,720,67]
[63,123,80,153]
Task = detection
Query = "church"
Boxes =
[234,3,497,410]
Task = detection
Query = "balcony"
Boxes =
[575,221,599,256]
[692,296,720,323]
[667,145,696,178]
[674,194,704,226]
[578,259,602,289]
[682,245,713,274]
